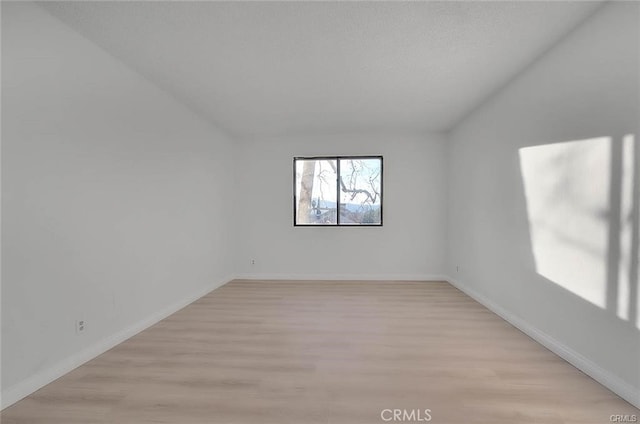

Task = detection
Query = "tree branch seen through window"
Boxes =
[294,156,383,226]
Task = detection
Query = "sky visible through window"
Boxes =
[294,157,382,226]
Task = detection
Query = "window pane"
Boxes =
[295,159,338,225]
[338,158,382,225]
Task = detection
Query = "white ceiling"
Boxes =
[40,1,602,138]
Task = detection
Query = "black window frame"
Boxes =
[293,155,383,227]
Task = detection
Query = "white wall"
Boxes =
[1,2,236,406]
[447,2,640,405]
[235,134,447,280]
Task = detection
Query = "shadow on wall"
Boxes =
[519,135,639,330]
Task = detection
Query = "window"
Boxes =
[293,156,383,226]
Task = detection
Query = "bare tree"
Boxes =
[297,160,316,223]
[329,160,379,204]
[296,158,381,224]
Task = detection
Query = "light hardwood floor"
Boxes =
[2,280,638,423]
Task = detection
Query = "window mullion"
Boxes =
[336,157,340,226]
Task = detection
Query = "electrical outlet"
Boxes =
[251,259,255,265]
[76,319,85,334]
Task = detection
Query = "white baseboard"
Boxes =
[1,275,234,410]
[234,273,448,281]
[445,275,640,409]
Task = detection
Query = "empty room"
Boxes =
[1,1,639,423]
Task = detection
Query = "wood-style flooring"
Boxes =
[2,280,638,423]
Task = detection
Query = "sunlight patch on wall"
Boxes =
[618,134,635,321]
[519,137,611,309]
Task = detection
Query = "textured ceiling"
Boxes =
[40,1,602,138]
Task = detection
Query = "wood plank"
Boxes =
[2,280,637,423]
